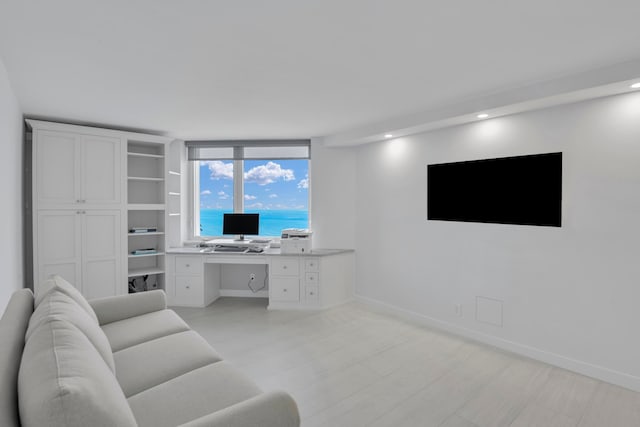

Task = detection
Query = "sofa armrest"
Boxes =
[177,391,300,427]
[89,290,167,325]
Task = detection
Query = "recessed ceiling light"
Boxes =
[384,134,393,138]
[631,82,640,89]
[476,113,489,119]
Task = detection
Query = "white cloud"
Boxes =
[244,194,257,200]
[204,161,233,180]
[217,191,229,200]
[244,161,294,185]
[269,194,278,198]
[200,190,211,196]
[246,202,264,209]
[297,173,309,189]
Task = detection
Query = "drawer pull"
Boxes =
[185,285,190,289]
[283,288,287,292]
[185,264,190,267]
[310,291,314,295]
[283,266,287,269]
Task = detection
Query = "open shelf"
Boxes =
[128,152,164,159]
[128,252,165,258]
[128,231,165,237]
[128,267,165,277]
[128,176,164,182]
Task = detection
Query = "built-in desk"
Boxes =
[165,248,354,310]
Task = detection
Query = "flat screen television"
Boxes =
[222,213,259,240]
[427,152,562,227]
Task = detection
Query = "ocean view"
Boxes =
[200,209,309,237]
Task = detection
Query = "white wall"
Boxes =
[310,139,357,249]
[0,57,24,313]
[354,91,640,391]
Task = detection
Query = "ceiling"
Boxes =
[1,0,640,144]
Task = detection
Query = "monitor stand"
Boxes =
[234,235,245,242]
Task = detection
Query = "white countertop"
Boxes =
[166,246,353,257]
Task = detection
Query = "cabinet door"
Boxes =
[81,210,122,299]
[36,210,82,290]
[80,135,122,205]
[35,131,80,206]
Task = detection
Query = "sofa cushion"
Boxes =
[35,275,98,323]
[27,290,115,373]
[0,289,34,427]
[102,309,190,352]
[18,318,137,427]
[127,361,262,427]
[114,330,223,397]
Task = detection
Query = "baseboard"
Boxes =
[219,289,268,298]
[354,293,640,392]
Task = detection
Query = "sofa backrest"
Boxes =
[0,289,34,427]
[35,275,99,323]
[19,316,138,427]
[27,288,116,372]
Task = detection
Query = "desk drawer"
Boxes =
[304,258,320,272]
[271,258,299,276]
[305,285,319,303]
[175,256,202,276]
[305,272,319,285]
[175,275,203,305]
[270,277,300,302]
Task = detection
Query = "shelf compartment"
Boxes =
[128,204,165,210]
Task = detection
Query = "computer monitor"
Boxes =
[222,213,259,241]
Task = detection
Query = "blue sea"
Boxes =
[200,209,309,237]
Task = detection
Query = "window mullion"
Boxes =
[234,159,244,213]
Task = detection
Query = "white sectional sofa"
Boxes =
[0,276,300,427]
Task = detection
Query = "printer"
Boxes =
[280,229,313,254]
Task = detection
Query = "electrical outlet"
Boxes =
[249,273,256,281]
[454,304,462,317]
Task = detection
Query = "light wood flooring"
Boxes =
[173,298,640,427]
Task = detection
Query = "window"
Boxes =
[188,141,310,238]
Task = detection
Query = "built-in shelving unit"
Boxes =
[126,140,167,293]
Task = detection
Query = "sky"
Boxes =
[199,159,309,211]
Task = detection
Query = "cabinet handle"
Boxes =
[283,266,287,269]
[76,211,81,214]
[76,199,80,203]
[283,288,287,292]
[186,285,190,289]
[310,291,314,295]
[185,264,190,267]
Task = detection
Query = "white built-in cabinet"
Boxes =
[28,120,181,298]
[35,130,121,207]
[36,210,121,299]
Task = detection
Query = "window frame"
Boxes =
[188,157,311,240]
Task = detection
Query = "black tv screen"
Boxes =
[427,152,562,227]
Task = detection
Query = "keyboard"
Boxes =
[213,245,247,253]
